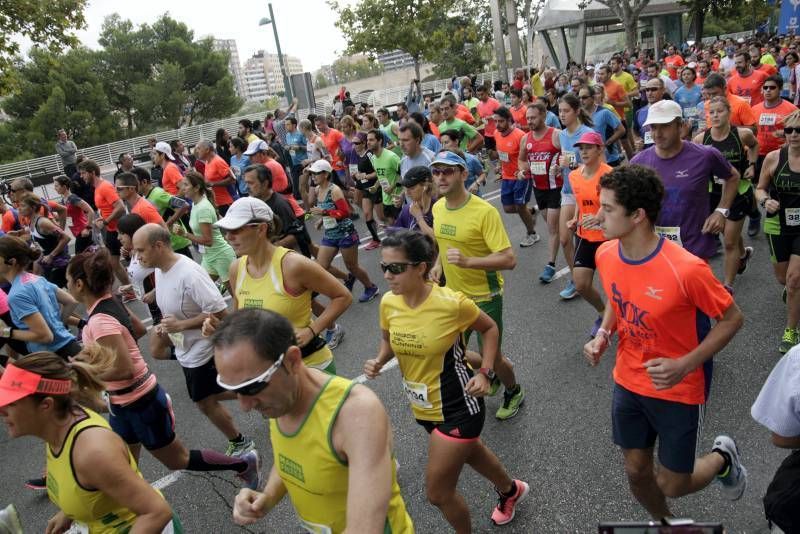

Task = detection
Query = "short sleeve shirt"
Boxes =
[319,129,346,171]
[94,180,121,231]
[9,272,75,353]
[130,198,165,225]
[751,348,800,438]
[204,155,233,206]
[476,98,501,136]
[161,162,183,196]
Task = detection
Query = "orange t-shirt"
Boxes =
[752,99,798,155]
[319,128,345,171]
[510,105,528,130]
[204,155,233,206]
[595,238,733,405]
[430,122,440,139]
[604,79,628,119]
[664,55,685,79]
[727,69,769,106]
[568,162,612,242]
[455,105,476,125]
[756,63,778,77]
[130,198,165,225]
[94,180,121,232]
[161,162,183,196]
[1,210,17,233]
[494,127,526,179]
[705,94,756,127]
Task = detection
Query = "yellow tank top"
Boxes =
[46,407,141,533]
[269,376,414,534]
[235,246,333,369]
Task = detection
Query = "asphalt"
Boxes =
[0,178,790,534]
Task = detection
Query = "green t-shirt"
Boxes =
[189,197,230,257]
[144,187,192,251]
[369,149,402,205]
[439,118,478,151]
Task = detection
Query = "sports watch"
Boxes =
[478,368,496,380]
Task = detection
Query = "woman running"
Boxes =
[350,131,384,249]
[693,96,758,293]
[388,166,435,238]
[204,196,352,374]
[18,193,71,288]
[0,351,181,533]
[299,118,329,208]
[364,231,528,532]
[53,175,95,254]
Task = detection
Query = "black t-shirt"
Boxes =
[265,193,303,237]
[354,151,377,191]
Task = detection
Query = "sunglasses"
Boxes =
[379,261,420,274]
[115,186,135,192]
[785,127,800,135]
[216,353,284,396]
[763,85,779,90]
[431,167,458,176]
[220,222,262,236]
[352,141,363,145]
[310,171,327,176]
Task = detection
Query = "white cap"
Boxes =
[643,100,683,127]
[154,141,175,160]
[213,197,274,231]
[244,139,269,156]
[308,159,333,173]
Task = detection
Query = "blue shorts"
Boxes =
[321,231,360,249]
[612,384,705,474]
[500,179,532,206]
[110,383,176,450]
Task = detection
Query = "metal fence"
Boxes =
[0,70,502,181]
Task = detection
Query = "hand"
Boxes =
[295,326,314,347]
[566,218,578,232]
[428,262,442,283]
[93,218,106,230]
[172,223,186,237]
[583,335,608,366]
[382,185,392,193]
[468,182,480,193]
[201,314,220,337]
[743,166,754,180]
[701,211,726,234]
[142,290,156,304]
[41,254,53,265]
[643,357,689,389]
[309,206,324,216]
[45,511,72,534]
[409,202,423,220]
[120,247,131,260]
[446,247,469,268]
[233,488,270,525]
[464,372,490,396]
[634,138,644,152]
[581,214,601,230]
[764,199,780,215]
[363,358,384,379]
[160,314,183,334]
[80,228,91,237]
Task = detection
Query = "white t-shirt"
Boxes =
[155,255,227,368]
[127,252,154,295]
[751,347,800,439]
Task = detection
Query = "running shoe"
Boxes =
[747,215,760,237]
[488,375,502,396]
[359,285,380,303]
[24,475,46,491]
[325,324,345,350]
[496,385,525,420]
[490,479,530,525]
[235,450,262,491]
[0,504,23,534]
[226,436,256,457]
[364,239,381,251]
[737,246,754,275]
[713,435,747,501]
[589,316,603,338]
[344,273,356,292]
[539,264,556,284]
[519,233,540,247]
[559,280,578,300]
[779,327,798,354]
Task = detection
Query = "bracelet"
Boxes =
[596,327,612,340]
[307,325,317,337]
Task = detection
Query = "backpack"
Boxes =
[764,449,800,532]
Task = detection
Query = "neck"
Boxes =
[189,191,204,203]
[43,410,79,451]
[141,183,153,195]
[445,186,469,208]
[158,250,180,272]
[655,139,683,159]
[566,121,580,133]
[83,292,105,310]
[281,367,329,426]
[765,98,781,108]
[533,125,548,136]
[246,240,274,271]
[711,123,731,136]
[582,159,601,175]
[401,281,432,308]
[618,227,662,261]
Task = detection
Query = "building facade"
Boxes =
[242,50,304,100]
[377,50,416,72]
[212,39,247,98]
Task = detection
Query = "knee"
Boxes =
[656,472,690,498]
[723,235,738,251]
[787,270,800,291]
[574,276,593,294]
[194,398,214,415]
[623,458,654,487]
[426,484,456,508]
[502,205,516,214]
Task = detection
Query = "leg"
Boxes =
[721,218,746,287]
[559,204,576,271]
[546,207,561,264]
[110,255,131,285]
[340,245,374,288]
[622,448,672,519]
[465,439,514,494]
[150,439,248,473]
[656,453,725,498]
[195,393,241,441]
[572,267,604,314]
[315,245,338,271]
[425,431,474,534]
[516,203,536,234]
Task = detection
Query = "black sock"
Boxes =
[229,433,244,444]
[505,384,520,396]
[366,219,380,242]
[713,449,732,474]
[548,261,555,267]
[498,481,517,497]
[187,449,248,473]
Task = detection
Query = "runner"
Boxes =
[429,150,526,420]
[350,131,383,249]
[728,51,769,106]
[439,130,486,197]
[152,141,184,196]
[693,96,758,292]
[439,94,484,153]
[364,230,529,531]
[132,167,193,258]
[633,78,666,152]
[52,175,95,254]
[65,250,261,488]
[756,109,800,353]
[702,73,757,127]
[519,102,562,283]
[17,194,70,288]
[211,308,414,533]
[586,164,746,519]
[387,166,435,237]
[367,128,402,226]
[578,85,624,167]
[0,352,180,533]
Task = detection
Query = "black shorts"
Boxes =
[382,204,400,220]
[533,188,562,210]
[573,236,603,270]
[709,186,755,222]
[768,233,800,263]
[103,229,122,256]
[110,384,176,450]
[417,408,485,442]
[484,135,496,151]
[181,358,225,402]
[620,119,629,140]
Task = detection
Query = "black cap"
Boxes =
[400,166,432,188]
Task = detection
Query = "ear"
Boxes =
[283,346,304,374]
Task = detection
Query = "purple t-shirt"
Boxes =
[631,142,733,259]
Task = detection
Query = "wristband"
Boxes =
[596,327,612,340]
[1,326,12,338]
[759,196,768,208]
[307,325,317,337]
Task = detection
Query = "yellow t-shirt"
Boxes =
[380,284,482,422]
[432,194,512,301]
[270,376,414,534]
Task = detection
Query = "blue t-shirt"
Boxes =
[285,131,308,166]
[230,154,251,196]
[9,272,75,353]
[545,111,561,129]
[591,107,622,164]
[422,133,441,153]
[465,153,485,197]
[673,85,702,113]
[559,124,594,194]
[635,105,654,149]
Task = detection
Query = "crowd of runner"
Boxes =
[0,32,799,534]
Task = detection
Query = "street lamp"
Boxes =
[259,3,293,103]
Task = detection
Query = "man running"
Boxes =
[728,51,769,107]
[585,164,746,519]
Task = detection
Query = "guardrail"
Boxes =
[0,70,503,181]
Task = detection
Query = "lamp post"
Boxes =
[259,3,293,103]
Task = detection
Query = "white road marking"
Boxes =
[552,266,571,281]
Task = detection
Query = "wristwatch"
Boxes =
[714,207,730,219]
[478,368,496,380]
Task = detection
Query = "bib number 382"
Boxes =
[786,207,800,226]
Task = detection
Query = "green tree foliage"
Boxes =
[332,56,384,83]
[315,71,330,89]
[0,0,88,94]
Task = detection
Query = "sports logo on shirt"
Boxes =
[440,223,457,236]
[612,282,652,330]
[645,287,663,300]
[279,453,306,483]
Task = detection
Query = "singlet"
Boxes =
[234,247,333,370]
[317,187,355,240]
[524,128,562,189]
[765,147,800,236]
[379,120,399,144]
[380,284,484,422]
[569,163,613,242]
[269,376,414,534]
[46,407,142,533]
[701,128,750,195]
[30,216,67,261]
[306,135,328,162]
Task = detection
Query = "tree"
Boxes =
[315,71,330,89]
[332,57,384,83]
[0,0,87,95]
[588,0,651,53]
[428,17,490,78]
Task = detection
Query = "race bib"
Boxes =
[403,379,433,408]
[683,107,699,119]
[786,207,800,226]
[713,175,725,185]
[67,523,90,534]
[529,161,547,175]
[322,216,338,229]
[643,130,654,145]
[348,164,359,175]
[655,226,683,247]
[759,113,778,126]
[379,178,390,189]
[289,149,297,157]
[562,151,576,165]
[197,245,206,254]
[299,519,333,534]
[167,332,184,351]
[498,151,509,162]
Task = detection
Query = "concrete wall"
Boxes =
[314,63,435,106]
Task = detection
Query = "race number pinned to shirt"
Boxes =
[740,96,752,105]
[498,151,510,163]
[167,332,185,352]
[759,114,778,126]
[348,164,359,175]
[402,379,433,408]
[529,161,547,175]
[655,226,683,247]
[786,207,800,226]
[562,151,576,166]
[322,216,338,229]
[643,130,654,145]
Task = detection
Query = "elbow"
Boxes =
[40,331,55,344]
[149,502,174,531]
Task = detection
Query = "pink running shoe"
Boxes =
[364,240,381,250]
[491,479,529,525]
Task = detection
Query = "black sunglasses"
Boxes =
[763,85,779,90]
[379,261,420,274]
[785,127,800,135]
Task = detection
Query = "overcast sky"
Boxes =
[71,0,353,71]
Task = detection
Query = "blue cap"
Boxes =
[432,151,467,168]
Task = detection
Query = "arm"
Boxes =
[583,304,619,366]
[75,198,96,234]
[517,135,529,175]
[163,306,226,334]
[740,128,759,181]
[91,333,136,380]
[184,221,213,246]
[756,150,780,213]
[49,202,67,228]
[466,131,484,153]
[55,288,79,325]
[606,121,626,146]
[771,433,800,449]
[101,200,126,226]
[463,311,498,397]
[363,330,395,378]
[446,246,516,271]
[12,312,55,344]
[38,219,70,260]
[233,464,287,525]
[290,254,353,346]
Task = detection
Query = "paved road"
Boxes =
[0,180,789,533]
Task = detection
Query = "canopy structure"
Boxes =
[534,0,689,67]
